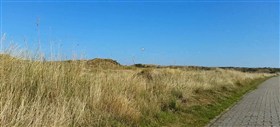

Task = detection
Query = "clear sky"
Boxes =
[1,0,279,67]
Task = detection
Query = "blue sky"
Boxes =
[1,0,279,67]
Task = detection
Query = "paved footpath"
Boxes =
[210,76,280,127]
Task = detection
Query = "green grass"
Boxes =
[141,77,271,127]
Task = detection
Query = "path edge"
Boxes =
[204,76,273,127]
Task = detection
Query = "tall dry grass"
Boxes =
[0,49,272,126]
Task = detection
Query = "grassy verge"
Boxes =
[144,77,271,127]
[0,53,274,126]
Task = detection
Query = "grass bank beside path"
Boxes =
[145,77,272,127]
[0,53,275,127]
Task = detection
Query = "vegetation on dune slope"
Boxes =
[0,53,274,127]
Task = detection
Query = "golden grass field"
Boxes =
[0,52,274,126]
